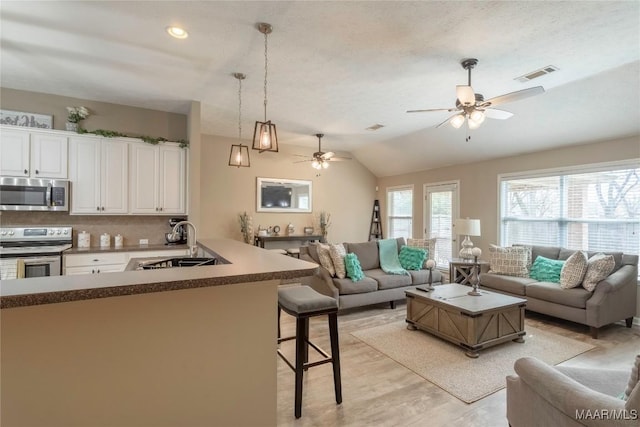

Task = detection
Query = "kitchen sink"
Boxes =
[138,257,218,270]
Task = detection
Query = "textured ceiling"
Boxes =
[1,1,639,177]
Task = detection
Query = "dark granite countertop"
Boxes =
[1,238,318,309]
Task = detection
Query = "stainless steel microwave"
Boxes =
[0,177,69,211]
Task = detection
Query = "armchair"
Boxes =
[507,356,639,427]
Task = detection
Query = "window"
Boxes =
[499,162,640,256]
[387,186,413,239]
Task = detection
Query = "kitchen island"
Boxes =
[1,238,318,427]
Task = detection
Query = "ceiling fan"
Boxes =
[294,133,351,170]
[407,58,545,132]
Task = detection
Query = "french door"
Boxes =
[423,181,459,269]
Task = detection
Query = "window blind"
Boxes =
[387,186,413,239]
[500,166,640,256]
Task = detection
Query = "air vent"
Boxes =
[515,65,559,82]
[366,124,385,131]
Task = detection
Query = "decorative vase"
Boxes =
[65,122,78,132]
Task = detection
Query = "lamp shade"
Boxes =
[455,218,481,236]
[228,144,250,167]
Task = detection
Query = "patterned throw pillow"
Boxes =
[329,243,347,279]
[560,251,588,289]
[529,256,565,283]
[317,243,336,277]
[488,245,530,277]
[398,246,427,270]
[344,253,364,282]
[407,238,436,268]
[582,253,615,292]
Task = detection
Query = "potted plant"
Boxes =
[238,211,254,244]
[65,106,90,132]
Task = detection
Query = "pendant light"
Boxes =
[252,22,278,153]
[228,73,250,167]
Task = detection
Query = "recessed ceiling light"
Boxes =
[166,26,188,39]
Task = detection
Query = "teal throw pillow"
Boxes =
[344,253,365,282]
[529,256,565,283]
[398,246,427,270]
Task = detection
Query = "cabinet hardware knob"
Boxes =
[97,207,100,211]
[91,269,95,274]
[155,207,158,211]
[93,259,99,262]
[97,269,100,273]
[159,207,163,211]
[101,207,105,211]
[35,170,39,174]
[24,169,28,174]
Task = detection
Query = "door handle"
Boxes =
[45,182,52,208]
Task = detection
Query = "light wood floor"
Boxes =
[276,299,640,426]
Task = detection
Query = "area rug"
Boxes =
[351,320,595,403]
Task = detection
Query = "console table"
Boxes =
[254,234,324,248]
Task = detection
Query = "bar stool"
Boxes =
[277,286,342,418]
[285,247,300,258]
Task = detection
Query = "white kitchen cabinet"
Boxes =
[69,135,128,214]
[129,142,186,214]
[64,252,128,275]
[63,249,189,275]
[0,127,68,178]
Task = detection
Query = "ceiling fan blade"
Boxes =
[329,156,352,161]
[484,86,545,107]
[484,108,514,120]
[292,154,310,158]
[407,108,452,113]
[293,159,313,163]
[322,152,335,160]
[456,85,475,106]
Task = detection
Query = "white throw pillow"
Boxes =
[560,251,588,289]
[317,243,336,277]
[488,245,530,277]
[582,253,615,292]
[329,243,347,279]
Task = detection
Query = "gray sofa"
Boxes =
[480,245,638,338]
[300,238,442,309]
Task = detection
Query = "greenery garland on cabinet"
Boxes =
[77,128,189,148]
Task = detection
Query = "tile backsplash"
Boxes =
[0,212,185,247]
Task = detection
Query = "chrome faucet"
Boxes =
[171,221,198,257]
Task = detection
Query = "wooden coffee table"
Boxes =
[405,283,527,358]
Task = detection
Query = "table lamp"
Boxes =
[455,218,481,260]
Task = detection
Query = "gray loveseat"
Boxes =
[480,245,638,338]
[300,238,442,310]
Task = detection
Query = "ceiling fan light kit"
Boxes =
[229,72,251,168]
[293,133,352,171]
[408,58,545,134]
[252,22,279,153]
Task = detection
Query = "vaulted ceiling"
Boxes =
[1,1,638,177]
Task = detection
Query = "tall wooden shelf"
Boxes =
[369,199,383,241]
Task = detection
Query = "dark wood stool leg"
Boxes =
[328,312,342,404]
[277,305,281,340]
[626,317,633,328]
[294,316,306,419]
[303,315,310,366]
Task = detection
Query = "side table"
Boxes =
[448,258,489,285]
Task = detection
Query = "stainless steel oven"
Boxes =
[0,226,72,280]
[0,177,69,211]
